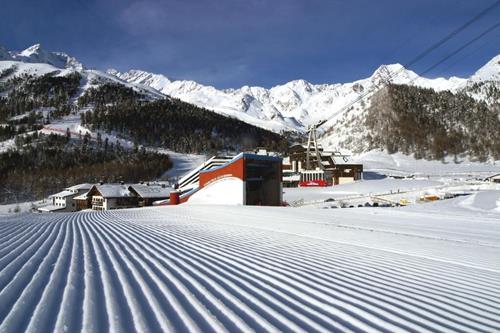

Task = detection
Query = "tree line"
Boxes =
[0,132,172,203]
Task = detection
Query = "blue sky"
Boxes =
[1,0,499,88]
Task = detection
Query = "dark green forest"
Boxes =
[0,132,172,203]
[364,84,500,161]
[78,84,289,154]
[0,70,80,123]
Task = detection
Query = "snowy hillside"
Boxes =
[1,198,499,332]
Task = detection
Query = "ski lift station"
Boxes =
[170,153,283,206]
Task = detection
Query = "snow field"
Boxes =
[1,204,499,332]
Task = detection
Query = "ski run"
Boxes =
[1,197,500,332]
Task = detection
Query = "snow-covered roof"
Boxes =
[129,184,172,198]
[49,190,76,198]
[94,184,134,198]
[67,183,93,191]
[38,205,65,212]
[73,191,89,200]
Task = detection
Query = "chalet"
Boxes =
[86,184,137,211]
[40,183,93,212]
[72,183,172,211]
[128,183,172,207]
[283,144,363,187]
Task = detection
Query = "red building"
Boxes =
[171,153,283,206]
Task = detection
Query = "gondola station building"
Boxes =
[171,153,283,206]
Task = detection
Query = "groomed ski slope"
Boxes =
[1,203,500,332]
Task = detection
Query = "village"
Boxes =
[37,143,500,213]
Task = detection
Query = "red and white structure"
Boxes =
[171,153,283,206]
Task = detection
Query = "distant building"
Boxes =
[283,144,363,187]
[72,183,172,211]
[86,184,138,211]
[129,183,172,207]
[172,153,283,206]
[73,191,92,211]
[40,183,93,212]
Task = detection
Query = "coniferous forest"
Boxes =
[78,84,289,154]
[364,84,500,161]
[0,132,171,203]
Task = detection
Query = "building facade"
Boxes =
[283,144,363,186]
[41,183,93,212]
[85,184,138,211]
[172,153,283,206]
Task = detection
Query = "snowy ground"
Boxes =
[283,177,500,207]
[284,179,442,204]
[1,192,499,332]
[0,199,51,216]
[354,150,500,178]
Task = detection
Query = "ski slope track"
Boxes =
[0,205,500,332]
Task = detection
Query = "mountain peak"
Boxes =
[7,43,84,70]
[371,63,417,82]
[469,54,500,82]
[20,43,43,56]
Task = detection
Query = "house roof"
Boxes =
[38,205,65,212]
[73,191,90,200]
[129,184,172,198]
[94,184,134,198]
[49,183,94,199]
[49,190,76,198]
[67,183,94,191]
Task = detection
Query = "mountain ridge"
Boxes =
[1,43,498,158]
[111,57,497,134]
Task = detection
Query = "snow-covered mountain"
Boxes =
[468,54,500,82]
[5,43,84,70]
[0,44,165,101]
[109,60,498,134]
[1,43,498,155]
